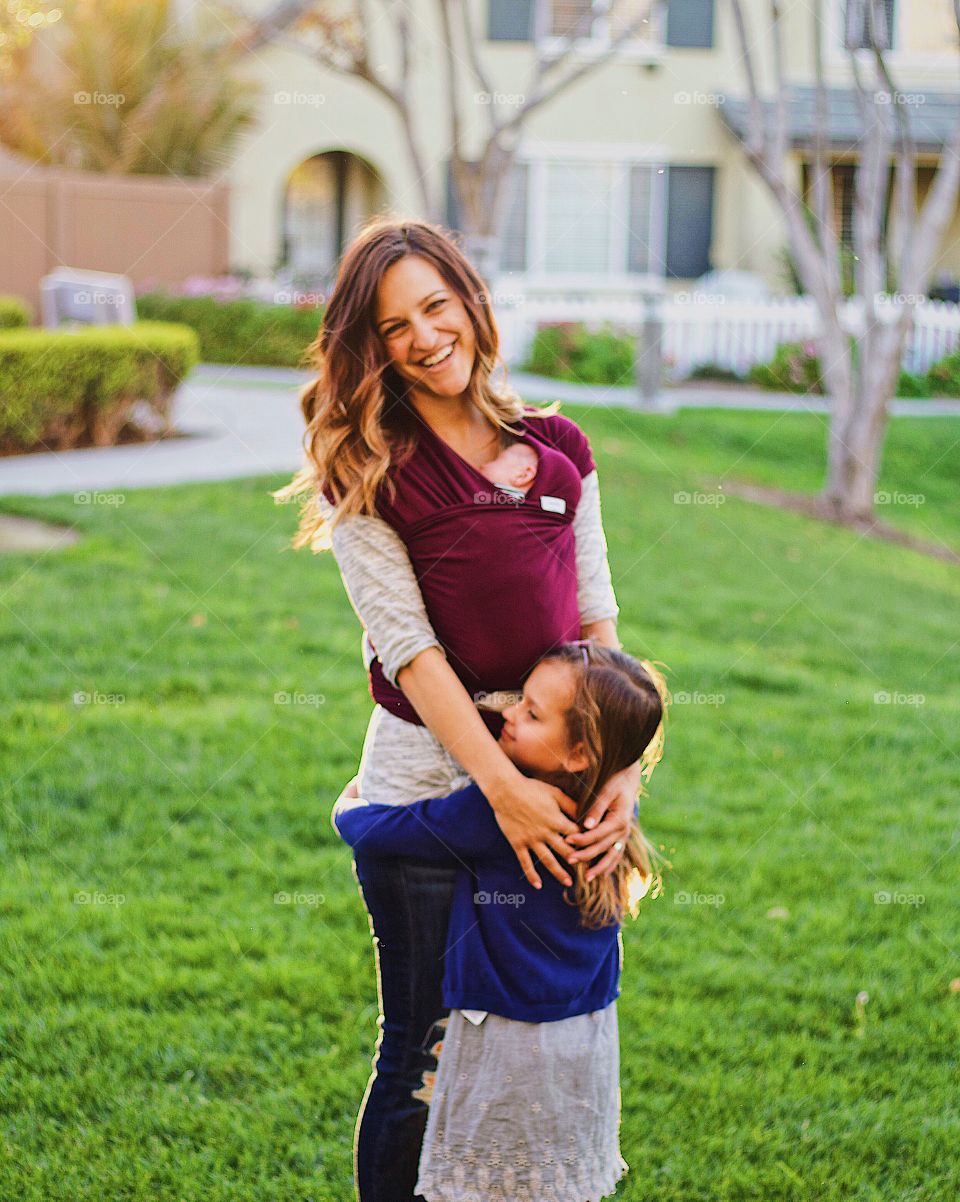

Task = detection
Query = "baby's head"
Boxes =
[499,641,668,926]
[479,441,539,491]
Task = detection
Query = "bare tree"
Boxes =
[728,0,960,521]
[229,0,660,278]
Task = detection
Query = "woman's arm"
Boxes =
[325,502,579,888]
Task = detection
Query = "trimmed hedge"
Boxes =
[926,349,960,397]
[0,321,198,452]
[0,295,31,329]
[750,339,960,398]
[136,291,321,367]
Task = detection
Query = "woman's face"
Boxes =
[375,255,477,401]
[499,661,589,779]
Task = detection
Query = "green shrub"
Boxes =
[925,349,960,397]
[896,370,932,398]
[136,291,321,367]
[0,295,31,329]
[524,322,635,386]
[0,321,198,452]
[686,362,746,383]
[748,340,824,393]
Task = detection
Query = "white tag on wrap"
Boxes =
[540,495,566,514]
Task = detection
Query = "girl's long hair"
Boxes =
[542,642,670,929]
[273,216,556,550]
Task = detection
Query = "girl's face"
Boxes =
[499,661,589,779]
[375,255,477,402]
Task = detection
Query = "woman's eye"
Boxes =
[428,298,445,311]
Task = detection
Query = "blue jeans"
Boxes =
[351,851,457,1202]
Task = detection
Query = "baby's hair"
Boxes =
[539,641,669,929]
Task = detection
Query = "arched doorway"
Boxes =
[281,151,386,284]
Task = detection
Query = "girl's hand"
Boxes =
[487,773,581,891]
[564,760,642,882]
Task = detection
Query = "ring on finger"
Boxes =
[613,840,625,853]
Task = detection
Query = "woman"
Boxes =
[277,219,642,1202]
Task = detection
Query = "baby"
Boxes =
[479,440,539,500]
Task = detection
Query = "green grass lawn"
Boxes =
[1,406,958,1201]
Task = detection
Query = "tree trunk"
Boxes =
[823,308,909,519]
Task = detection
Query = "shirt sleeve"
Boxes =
[573,469,620,627]
[321,495,446,687]
[332,783,504,862]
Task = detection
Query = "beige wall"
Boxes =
[0,151,229,316]
[221,0,959,289]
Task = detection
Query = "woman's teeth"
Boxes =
[420,343,454,368]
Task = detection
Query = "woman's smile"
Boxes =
[416,338,458,372]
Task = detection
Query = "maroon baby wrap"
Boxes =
[334,409,596,728]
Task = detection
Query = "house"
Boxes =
[221,0,959,307]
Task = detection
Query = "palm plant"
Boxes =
[0,0,260,176]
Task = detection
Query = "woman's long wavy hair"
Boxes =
[542,642,670,929]
[273,216,555,550]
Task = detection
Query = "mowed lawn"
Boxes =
[1,405,958,1202]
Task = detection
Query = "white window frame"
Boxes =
[536,0,665,65]
[512,141,667,287]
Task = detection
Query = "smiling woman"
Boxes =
[274,217,635,1202]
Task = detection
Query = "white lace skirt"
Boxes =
[415,1003,628,1202]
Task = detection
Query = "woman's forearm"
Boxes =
[396,646,521,807]
[581,618,620,649]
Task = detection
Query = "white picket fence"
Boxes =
[493,289,960,379]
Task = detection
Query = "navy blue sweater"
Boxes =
[333,783,622,1023]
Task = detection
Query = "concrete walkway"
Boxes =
[2,364,958,498]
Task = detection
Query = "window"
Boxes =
[497,155,664,278]
[543,0,659,48]
[844,0,896,50]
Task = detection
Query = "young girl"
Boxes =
[333,640,668,1202]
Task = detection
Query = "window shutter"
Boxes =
[665,165,715,279]
[627,164,655,274]
[488,0,534,41]
[445,159,462,233]
[665,0,715,48]
[498,163,529,272]
[845,0,895,50]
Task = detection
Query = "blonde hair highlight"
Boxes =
[273,217,558,550]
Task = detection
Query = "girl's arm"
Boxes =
[569,469,639,880]
[332,779,503,862]
[397,648,579,889]
[326,503,579,890]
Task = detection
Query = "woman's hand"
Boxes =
[486,772,581,891]
[564,760,642,882]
